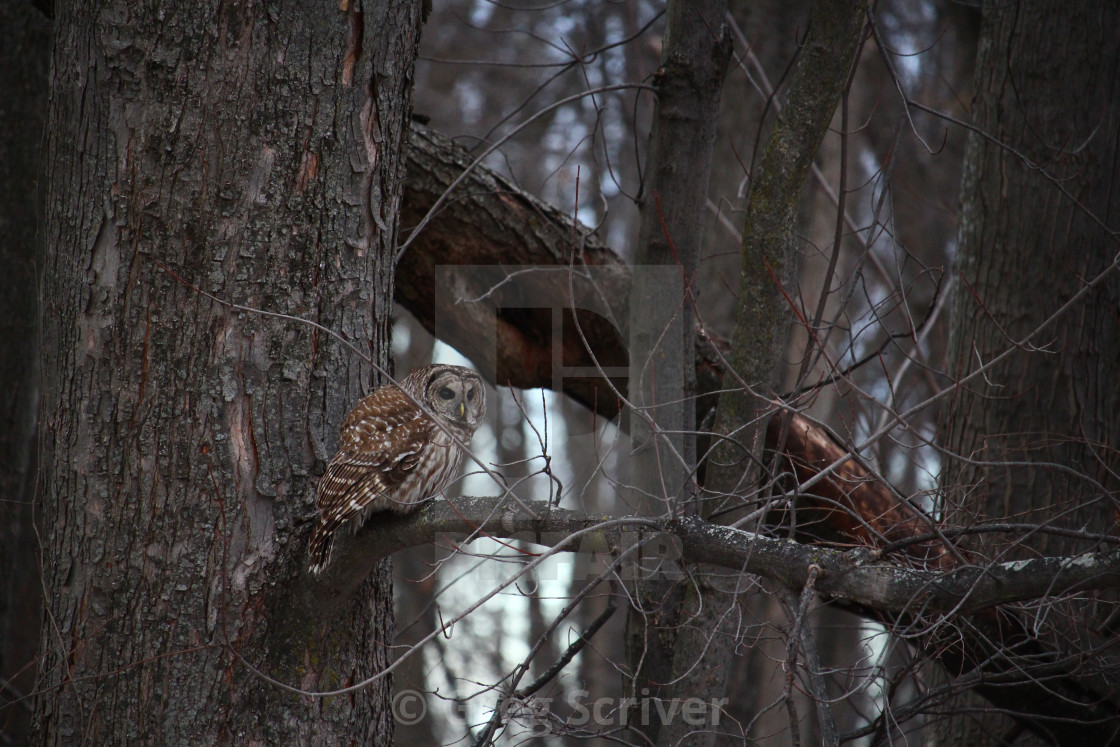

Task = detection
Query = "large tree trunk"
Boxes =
[32,0,423,742]
[937,2,1120,743]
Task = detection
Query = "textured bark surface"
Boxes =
[937,2,1120,744]
[398,125,632,418]
[33,0,422,742]
[771,413,954,568]
[704,0,866,505]
[945,3,1120,558]
[621,2,733,745]
[400,124,734,429]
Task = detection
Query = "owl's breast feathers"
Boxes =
[308,365,484,574]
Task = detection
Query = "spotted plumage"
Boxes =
[308,364,486,574]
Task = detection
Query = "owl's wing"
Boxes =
[310,378,469,573]
[308,385,440,572]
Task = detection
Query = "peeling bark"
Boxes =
[34,1,423,742]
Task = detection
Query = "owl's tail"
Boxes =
[307,523,336,575]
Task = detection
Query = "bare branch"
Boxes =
[312,497,1120,619]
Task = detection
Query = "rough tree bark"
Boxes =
[936,2,1120,744]
[33,0,423,742]
[397,125,634,417]
[620,2,732,744]
[22,0,1120,743]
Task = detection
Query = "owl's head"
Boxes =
[420,365,486,430]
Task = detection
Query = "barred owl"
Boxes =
[308,364,486,574]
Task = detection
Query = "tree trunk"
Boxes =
[623,1,730,744]
[937,2,1120,743]
[33,0,423,742]
[703,0,866,738]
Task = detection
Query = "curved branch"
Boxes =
[395,121,1120,745]
[312,496,1120,619]
[399,124,730,424]
[296,494,1120,744]
[399,125,632,419]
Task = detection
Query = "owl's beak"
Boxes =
[459,402,466,419]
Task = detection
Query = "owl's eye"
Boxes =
[466,388,476,402]
[438,387,455,400]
